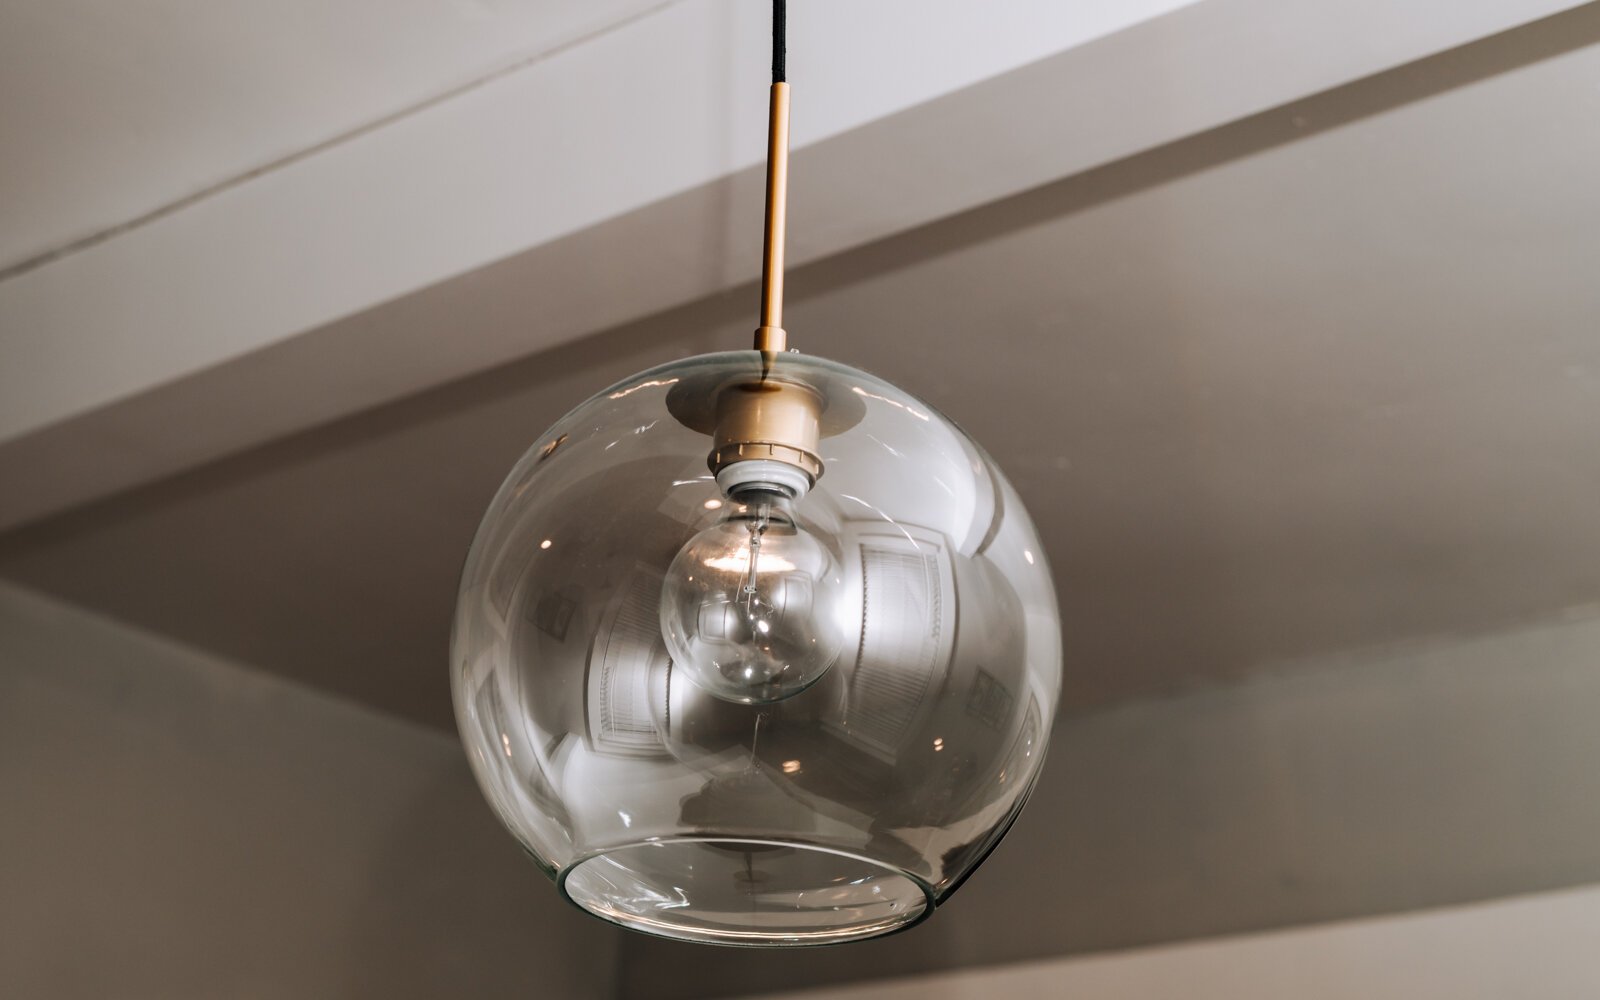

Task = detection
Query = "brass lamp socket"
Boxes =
[708,377,824,490]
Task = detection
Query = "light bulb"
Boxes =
[661,486,845,704]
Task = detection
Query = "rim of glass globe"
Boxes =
[555,836,938,947]
[572,349,899,431]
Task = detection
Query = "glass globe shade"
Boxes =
[451,351,1061,945]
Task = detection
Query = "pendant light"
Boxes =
[451,1,1062,946]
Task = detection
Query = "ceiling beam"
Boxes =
[0,0,1583,531]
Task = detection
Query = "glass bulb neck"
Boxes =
[717,459,811,502]
[727,485,795,522]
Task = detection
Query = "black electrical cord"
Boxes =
[772,0,786,84]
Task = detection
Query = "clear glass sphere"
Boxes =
[451,351,1061,946]
[660,489,847,704]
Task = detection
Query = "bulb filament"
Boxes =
[741,502,773,613]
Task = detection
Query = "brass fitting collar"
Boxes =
[708,377,823,484]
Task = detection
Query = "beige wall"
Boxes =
[0,581,619,999]
[731,884,1600,1000]
[8,575,1600,1000]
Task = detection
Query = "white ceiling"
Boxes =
[0,0,662,271]
[0,0,1570,533]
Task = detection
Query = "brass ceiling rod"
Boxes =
[755,0,790,356]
